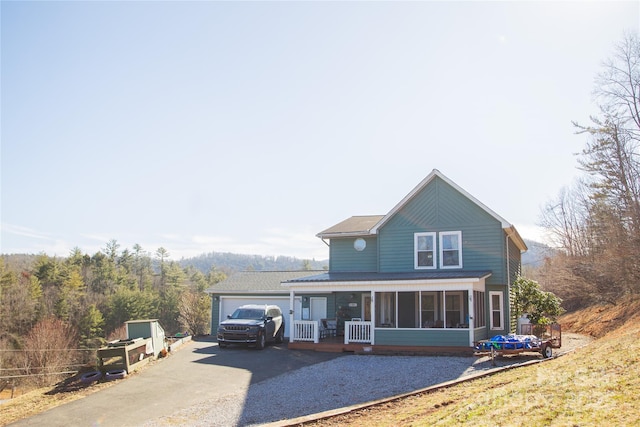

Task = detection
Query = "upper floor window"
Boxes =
[415,232,436,269]
[440,231,462,268]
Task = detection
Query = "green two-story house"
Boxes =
[286,169,527,352]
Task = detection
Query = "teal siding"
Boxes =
[127,322,152,339]
[329,237,378,272]
[474,328,488,341]
[301,293,337,317]
[507,235,522,333]
[211,296,221,332]
[508,235,522,284]
[375,328,469,346]
[378,176,506,283]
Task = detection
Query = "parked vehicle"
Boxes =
[474,323,562,365]
[217,304,285,349]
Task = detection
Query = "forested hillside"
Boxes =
[179,251,328,273]
[0,242,325,390]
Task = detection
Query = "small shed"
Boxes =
[126,319,166,357]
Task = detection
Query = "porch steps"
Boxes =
[287,341,363,353]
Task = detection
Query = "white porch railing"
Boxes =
[344,321,372,344]
[292,320,319,343]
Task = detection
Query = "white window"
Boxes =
[489,291,503,330]
[440,231,462,268]
[415,232,436,269]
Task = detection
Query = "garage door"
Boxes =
[219,296,294,338]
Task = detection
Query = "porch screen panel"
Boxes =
[375,292,396,327]
[421,291,442,327]
[445,292,463,327]
[398,292,419,328]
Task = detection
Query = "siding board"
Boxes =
[378,176,507,283]
[330,237,377,272]
[375,328,469,346]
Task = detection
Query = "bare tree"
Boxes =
[540,33,640,303]
[540,181,592,257]
[178,290,210,336]
[594,33,640,132]
[21,317,79,387]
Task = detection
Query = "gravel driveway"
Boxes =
[146,333,591,427]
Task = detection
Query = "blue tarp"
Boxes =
[475,334,539,351]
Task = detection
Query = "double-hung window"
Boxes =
[415,232,436,269]
[490,291,503,330]
[440,231,462,268]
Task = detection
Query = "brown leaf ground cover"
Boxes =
[296,298,640,427]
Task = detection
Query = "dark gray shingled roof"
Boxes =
[316,215,385,238]
[284,270,492,283]
[205,271,325,294]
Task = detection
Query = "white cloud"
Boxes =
[1,222,52,241]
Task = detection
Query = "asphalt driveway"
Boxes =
[8,337,344,427]
[9,333,592,426]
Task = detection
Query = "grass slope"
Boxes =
[305,300,640,426]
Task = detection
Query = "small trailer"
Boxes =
[474,323,562,365]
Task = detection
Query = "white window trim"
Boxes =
[439,231,462,269]
[489,291,504,330]
[414,232,437,269]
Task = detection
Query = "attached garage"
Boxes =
[207,271,318,339]
[219,295,292,337]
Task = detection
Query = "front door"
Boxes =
[309,297,327,321]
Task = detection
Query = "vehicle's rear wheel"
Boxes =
[275,326,284,344]
[256,331,266,350]
[541,344,553,358]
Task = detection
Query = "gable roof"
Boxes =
[316,215,385,238]
[205,270,324,294]
[316,169,527,252]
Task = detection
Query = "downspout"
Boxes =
[289,289,295,342]
[506,233,512,333]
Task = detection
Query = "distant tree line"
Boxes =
[538,33,640,309]
[180,251,327,273]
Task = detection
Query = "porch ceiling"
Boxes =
[284,271,491,292]
[285,271,492,283]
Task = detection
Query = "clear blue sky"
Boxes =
[1,1,638,261]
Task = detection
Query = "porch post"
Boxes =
[370,291,375,345]
[289,290,295,343]
[468,288,475,347]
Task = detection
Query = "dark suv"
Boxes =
[217,304,285,350]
